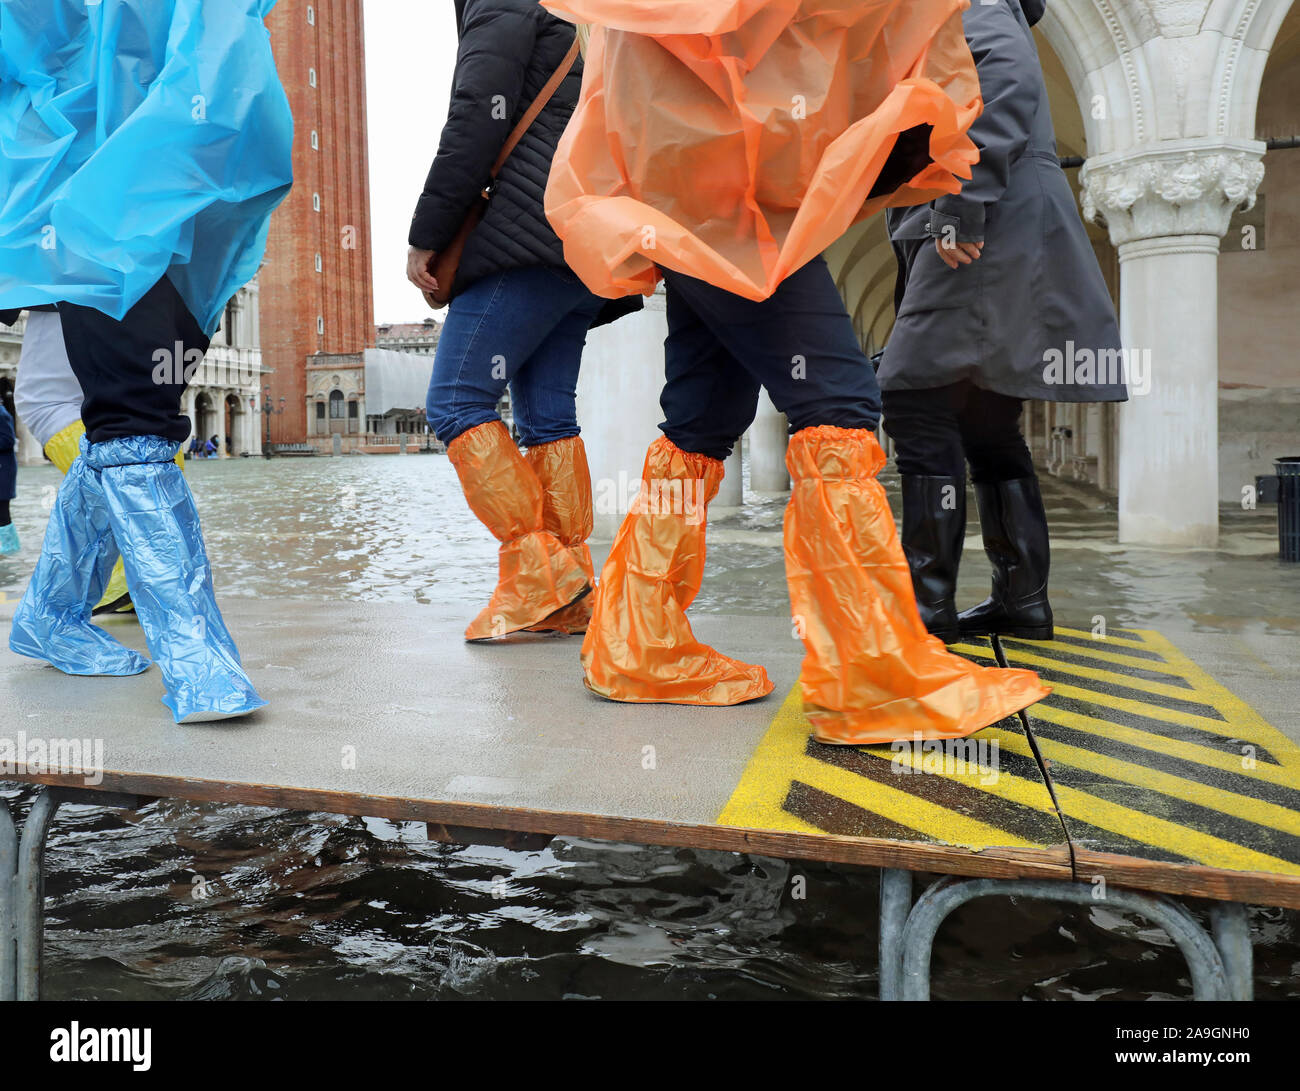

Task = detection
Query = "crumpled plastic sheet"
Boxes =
[0,0,293,334]
[542,0,982,301]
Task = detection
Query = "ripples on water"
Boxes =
[2,455,1297,1000]
[13,791,1295,1001]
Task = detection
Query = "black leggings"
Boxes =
[882,381,1035,482]
[56,275,209,445]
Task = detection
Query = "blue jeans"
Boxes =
[426,265,606,447]
[658,256,881,461]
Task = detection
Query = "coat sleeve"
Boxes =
[408,2,541,252]
[0,407,15,454]
[926,1,1039,244]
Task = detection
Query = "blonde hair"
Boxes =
[576,24,591,57]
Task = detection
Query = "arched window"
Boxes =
[329,390,345,419]
[317,315,324,335]
[309,67,317,88]
[312,192,321,212]
[315,253,322,273]
[311,130,319,150]
[306,6,315,26]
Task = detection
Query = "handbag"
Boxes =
[423,37,581,309]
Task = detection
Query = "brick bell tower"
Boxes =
[261,0,375,445]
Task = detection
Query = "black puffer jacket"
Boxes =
[409,0,581,294]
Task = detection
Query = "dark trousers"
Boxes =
[56,275,207,445]
[659,257,880,461]
[0,406,15,502]
[882,381,1035,482]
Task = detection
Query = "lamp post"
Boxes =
[260,385,285,458]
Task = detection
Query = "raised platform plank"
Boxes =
[0,601,1068,881]
[1000,627,1300,908]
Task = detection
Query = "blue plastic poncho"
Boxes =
[0,0,293,334]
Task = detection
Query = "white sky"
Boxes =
[363,1,460,325]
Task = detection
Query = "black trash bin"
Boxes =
[1277,456,1300,563]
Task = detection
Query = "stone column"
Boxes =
[250,393,263,457]
[716,446,743,507]
[576,287,671,539]
[14,415,42,466]
[748,390,790,493]
[1081,141,1264,547]
[180,389,196,447]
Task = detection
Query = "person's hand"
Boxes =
[407,246,439,294]
[935,237,984,270]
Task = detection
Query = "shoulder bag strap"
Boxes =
[487,36,581,182]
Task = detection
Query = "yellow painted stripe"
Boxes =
[1002,637,1190,677]
[1051,784,1300,875]
[719,688,1056,850]
[784,752,1048,850]
[1032,735,1300,838]
[1033,680,1250,739]
[1132,629,1300,768]
[1031,702,1300,791]
[998,647,1215,704]
[1053,625,1157,650]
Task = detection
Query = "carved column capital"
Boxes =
[1079,139,1265,247]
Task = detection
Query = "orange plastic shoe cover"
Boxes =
[581,436,773,704]
[446,421,591,641]
[783,426,1050,744]
[525,435,595,634]
[542,0,982,301]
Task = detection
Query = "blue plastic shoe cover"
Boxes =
[9,441,151,676]
[85,436,267,723]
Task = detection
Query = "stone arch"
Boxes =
[1206,0,1299,137]
[1037,0,1298,158]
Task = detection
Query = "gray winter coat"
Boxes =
[879,0,1126,403]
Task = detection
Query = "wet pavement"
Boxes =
[1,452,1297,1000]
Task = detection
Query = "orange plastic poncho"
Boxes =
[541,0,983,301]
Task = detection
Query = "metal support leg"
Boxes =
[878,868,911,1001]
[0,803,16,1002]
[15,790,60,1002]
[0,789,61,1002]
[899,876,1236,1002]
[1209,902,1254,1001]
[2,786,149,1002]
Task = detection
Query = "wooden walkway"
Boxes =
[2,603,1297,909]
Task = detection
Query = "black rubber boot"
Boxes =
[958,477,1054,640]
[900,475,965,643]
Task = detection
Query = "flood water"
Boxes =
[2,453,1297,1000]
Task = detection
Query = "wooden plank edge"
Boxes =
[1072,848,1300,909]
[1,768,1073,880]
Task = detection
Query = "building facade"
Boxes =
[261,0,375,447]
[304,346,436,454]
[376,319,442,357]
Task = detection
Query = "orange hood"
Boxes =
[542,0,983,301]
